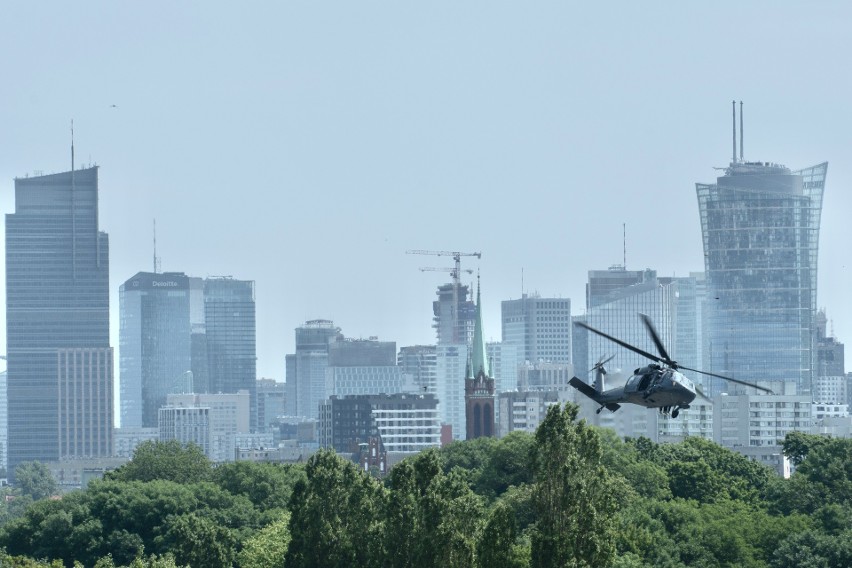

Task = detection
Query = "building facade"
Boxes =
[502,295,572,365]
[204,277,257,430]
[285,320,343,419]
[119,272,192,428]
[165,391,251,462]
[697,157,827,394]
[6,167,113,472]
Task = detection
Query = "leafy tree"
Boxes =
[285,449,387,568]
[530,403,620,568]
[105,441,211,484]
[236,513,290,568]
[15,462,58,501]
[154,513,236,568]
[211,461,304,515]
[772,529,852,568]
[782,431,828,466]
[477,501,528,568]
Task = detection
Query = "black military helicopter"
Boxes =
[570,314,773,418]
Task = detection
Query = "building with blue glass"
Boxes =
[697,160,827,394]
[204,277,257,430]
[6,167,113,472]
[119,272,192,428]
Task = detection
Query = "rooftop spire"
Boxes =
[470,273,490,378]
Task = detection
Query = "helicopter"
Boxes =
[570,314,773,418]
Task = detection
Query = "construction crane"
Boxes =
[407,250,482,343]
[419,266,474,279]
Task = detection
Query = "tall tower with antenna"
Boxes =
[6,147,112,476]
[697,102,827,395]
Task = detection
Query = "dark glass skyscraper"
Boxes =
[697,159,826,394]
[119,272,192,428]
[204,277,257,430]
[6,167,112,472]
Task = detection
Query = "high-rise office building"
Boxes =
[255,378,286,434]
[501,295,571,365]
[204,277,257,430]
[6,166,113,472]
[285,320,343,419]
[398,345,437,394]
[119,272,192,428]
[696,112,826,394]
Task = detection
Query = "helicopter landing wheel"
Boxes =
[671,408,680,418]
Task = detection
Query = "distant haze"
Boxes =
[2,2,851,388]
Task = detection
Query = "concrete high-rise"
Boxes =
[204,277,257,430]
[501,295,571,365]
[6,166,113,472]
[696,109,826,394]
[119,272,192,428]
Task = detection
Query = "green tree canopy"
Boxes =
[106,441,211,485]
[15,462,58,501]
[530,403,621,568]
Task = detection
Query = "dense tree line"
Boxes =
[0,406,851,567]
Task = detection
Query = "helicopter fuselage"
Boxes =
[571,364,697,416]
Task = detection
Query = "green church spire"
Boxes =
[470,275,490,378]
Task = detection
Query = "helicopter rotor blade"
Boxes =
[639,313,673,364]
[694,385,713,404]
[678,364,774,394]
[587,354,616,373]
[575,321,661,364]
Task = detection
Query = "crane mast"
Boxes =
[407,250,482,343]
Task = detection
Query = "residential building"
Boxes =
[398,345,437,395]
[6,166,113,473]
[497,390,564,437]
[165,391,251,462]
[318,393,439,464]
[713,383,812,449]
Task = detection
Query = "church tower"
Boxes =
[465,278,495,439]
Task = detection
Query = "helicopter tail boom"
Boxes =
[569,376,621,412]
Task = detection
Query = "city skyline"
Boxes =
[3,3,852,384]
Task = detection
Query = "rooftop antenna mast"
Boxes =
[153,219,161,273]
[739,101,744,162]
[71,120,77,280]
[732,100,737,164]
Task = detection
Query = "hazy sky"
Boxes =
[3,2,852,382]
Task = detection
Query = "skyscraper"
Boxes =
[501,294,571,365]
[204,277,257,430]
[285,320,342,419]
[696,107,826,394]
[6,166,113,472]
[119,272,192,428]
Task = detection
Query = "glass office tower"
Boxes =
[204,277,257,430]
[119,272,192,428]
[697,161,827,394]
[6,167,113,473]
